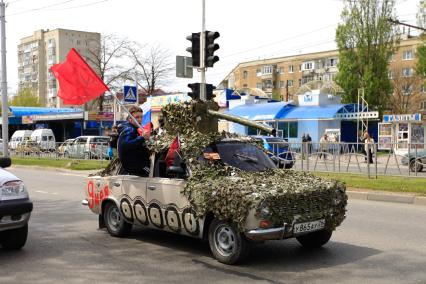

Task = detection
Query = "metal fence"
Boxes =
[8,141,110,161]
[269,141,426,178]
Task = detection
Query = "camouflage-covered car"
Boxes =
[83,101,347,265]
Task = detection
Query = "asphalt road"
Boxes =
[1,167,426,284]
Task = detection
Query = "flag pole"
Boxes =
[108,90,143,129]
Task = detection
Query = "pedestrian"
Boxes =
[306,133,312,154]
[117,106,151,176]
[319,133,328,159]
[361,130,368,161]
[364,132,374,164]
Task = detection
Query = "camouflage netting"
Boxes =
[97,101,347,231]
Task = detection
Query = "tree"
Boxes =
[86,34,134,111]
[9,87,41,107]
[416,1,426,86]
[388,64,423,114]
[335,0,400,114]
[128,44,174,96]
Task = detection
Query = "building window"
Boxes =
[420,101,426,110]
[298,78,302,86]
[279,81,284,88]
[277,67,284,74]
[388,70,393,79]
[264,79,273,89]
[326,58,338,67]
[388,53,395,62]
[402,84,412,95]
[262,65,273,75]
[421,85,426,93]
[243,70,248,79]
[288,65,294,73]
[243,84,248,88]
[403,50,414,60]
[302,61,314,71]
[299,65,302,71]
[402,68,413,77]
[287,80,293,87]
[277,121,298,139]
[256,83,262,89]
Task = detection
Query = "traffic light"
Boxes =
[204,31,220,67]
[205,84,216,100]
[186,33,201,67]
[187,83,201,100]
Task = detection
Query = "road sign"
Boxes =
[123,85,137,103]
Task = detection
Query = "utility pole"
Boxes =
[200,0,206,101]
[0,0,8,157]
[387,18,426,32]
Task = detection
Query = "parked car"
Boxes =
[0,157,33,249]
[401,149,426,172]
[57,139,75,156]
[83,139,347,264]
[30,129,56,151]
[15,140,41,156]
[9,130,33,150]
[251,135,295,168]
[65,136,109,159]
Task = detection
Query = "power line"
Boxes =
[44,0,109,11]
[6,0,80,16]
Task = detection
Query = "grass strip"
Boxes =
[11,157,108,171]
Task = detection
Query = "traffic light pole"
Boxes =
[200,0,206,101]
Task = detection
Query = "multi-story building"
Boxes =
[17,29,101,108]
[220,37,425,116]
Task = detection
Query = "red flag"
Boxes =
[50,48,109,105]
[136,123,152,138]
[165,136,180,167]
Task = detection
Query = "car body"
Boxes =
[251,135,295,168]
[57,138,76,156]
[65,136,109,159]
[401,149,426,172]
[9,130,33,150]
[0,157,33,249]
[83,139,346,264]
[30,129,56,151]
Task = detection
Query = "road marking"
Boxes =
[35,190,48,194]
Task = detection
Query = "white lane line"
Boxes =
[35,190,48,194]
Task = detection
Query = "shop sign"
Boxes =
[22,115,34,124]
[383,113,422,122]
[87,112,114,121]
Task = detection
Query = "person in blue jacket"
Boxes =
[117,106,151,176]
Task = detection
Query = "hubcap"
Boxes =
[108,206,121,231]
[214,224,236,257]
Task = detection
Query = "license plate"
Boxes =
[293,219,325,235]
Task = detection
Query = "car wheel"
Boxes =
[409,159,423,172]
[0,224,28,250]
[103,202,132,237]
[208,219,249,265]
[296,229,332,249]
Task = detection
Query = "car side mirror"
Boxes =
[0,157,12,168]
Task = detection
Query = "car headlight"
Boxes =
[0,180,28,200]
[259,201,271,218]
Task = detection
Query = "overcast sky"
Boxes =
[3,0,421,94]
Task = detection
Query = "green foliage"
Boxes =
[416,42,426,89]
[335,0,400,113]
[10,88,41,107]
[272,90,282,101]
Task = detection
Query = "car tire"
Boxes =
[0,224,28,250]
[208,219,249,265]
[409,159,423,172]
[296,229,332,249]
[103,202,132,237]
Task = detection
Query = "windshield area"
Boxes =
[202,142,276,172]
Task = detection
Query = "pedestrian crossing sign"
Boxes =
[123,85,137,103]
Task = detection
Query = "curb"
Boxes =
[347,190,426,206]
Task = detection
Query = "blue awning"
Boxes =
[278,104,347,120]
[8,106,83,117]
[227,102,291,120]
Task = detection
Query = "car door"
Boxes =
[145,154,199,237]
[119,174,148,226]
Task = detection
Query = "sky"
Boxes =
[2,0,421,94]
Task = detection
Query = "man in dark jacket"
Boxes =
[117,106,151,176]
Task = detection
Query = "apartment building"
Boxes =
[220,37,425,115]
[17,29,101,108]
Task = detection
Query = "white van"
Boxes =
[9,130,33,150]
[30,129,56,151]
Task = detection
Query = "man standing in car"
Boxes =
[117,106,151,176]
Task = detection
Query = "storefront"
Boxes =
[378,113,425,153]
